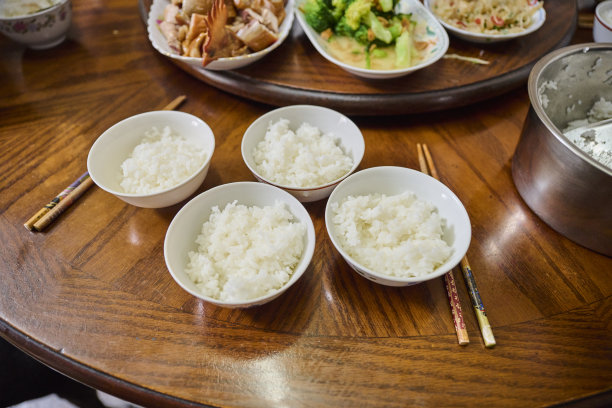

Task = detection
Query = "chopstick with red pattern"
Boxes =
[418,143,496,348]
[417,143,469,346]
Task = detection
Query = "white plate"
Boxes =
[147,0,294,71]
[295,0,449,79]
[424,0,546,44]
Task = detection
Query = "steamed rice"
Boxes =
[330,192,452,277]
[252,118,353,187]
[563,97,612,169]
[120,126,207,194]
[185,201,306,302]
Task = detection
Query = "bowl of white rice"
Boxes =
[241,105,364,202]
[164,182,316,308]
[325,166,471,287]
[87,110,215,208]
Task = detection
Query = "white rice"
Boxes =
[185,201,306,302]
[120,126,207,194]
[563,97,612,169]
[538,80,557,109]
[330,192,452,278]
[252,118,353,187]
[0,0,60,17]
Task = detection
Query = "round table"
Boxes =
[1,1,610,407]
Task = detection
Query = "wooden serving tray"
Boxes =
[140,0,576,115]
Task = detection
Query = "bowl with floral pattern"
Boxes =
[0,0,71,49]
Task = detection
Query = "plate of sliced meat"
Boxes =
[147,0,294,70]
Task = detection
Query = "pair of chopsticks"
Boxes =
[417,143,496,348]
[24,95,187,232]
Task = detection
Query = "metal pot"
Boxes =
[512,43,612,256]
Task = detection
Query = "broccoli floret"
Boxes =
[301,0,336,33]
[334,16,356,37]
[344,0,373,30]
[353,24,370,44]
[331,0,348,20]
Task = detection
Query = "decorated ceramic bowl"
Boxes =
[0,0,71,49]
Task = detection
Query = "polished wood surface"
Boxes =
[140,0,577,115]
[1,1,611,407]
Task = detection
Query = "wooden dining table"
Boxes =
[1,1,611,407]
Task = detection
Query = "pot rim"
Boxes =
[527,42,612,176]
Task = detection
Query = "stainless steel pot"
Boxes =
[512,43,612,256]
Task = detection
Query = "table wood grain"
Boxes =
[140,0,577,115]
[1,1,611,407]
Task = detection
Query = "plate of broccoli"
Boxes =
[296,0,449,78]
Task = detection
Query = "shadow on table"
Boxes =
[0,336,106,408]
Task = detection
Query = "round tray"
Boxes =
[140,0,576,116]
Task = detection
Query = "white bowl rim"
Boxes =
[424,0,546,42]
[164,181,316,306]
[295,0,449,77]
[87,110,215,198]
[241,105,365,191]
[325,166,471,284]
[147,0,295,69]
[0,0,69,20]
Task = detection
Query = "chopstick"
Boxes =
[460,257,496,347]
[417,143,469,346]
[578,12,594,29]
[32,176,95,231]
[162,94,186,111]
[417,143,495,348]
[25,95,188,232]
[24,171,90,230]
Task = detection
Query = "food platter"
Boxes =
[140,0,576,115]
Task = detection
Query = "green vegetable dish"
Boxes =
[300,0,433,70]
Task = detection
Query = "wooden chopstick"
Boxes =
[26,95,188,232]
[460,257,496,348]
[417,143,495,348]
[417,143,469,346]
[162,94,186,111]
[32,176,95,231]
[578,12,594,29]
[24,171,91,230]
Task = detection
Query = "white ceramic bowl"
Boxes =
[87,110,215,208]
[295,0,448,79]
[594,1,612,43]
[325,166,471,287]
[147,0,294,71]
[164,182,316,308]
[424,0,546,44]
[0,0,71,49]
[241,105,365,202]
